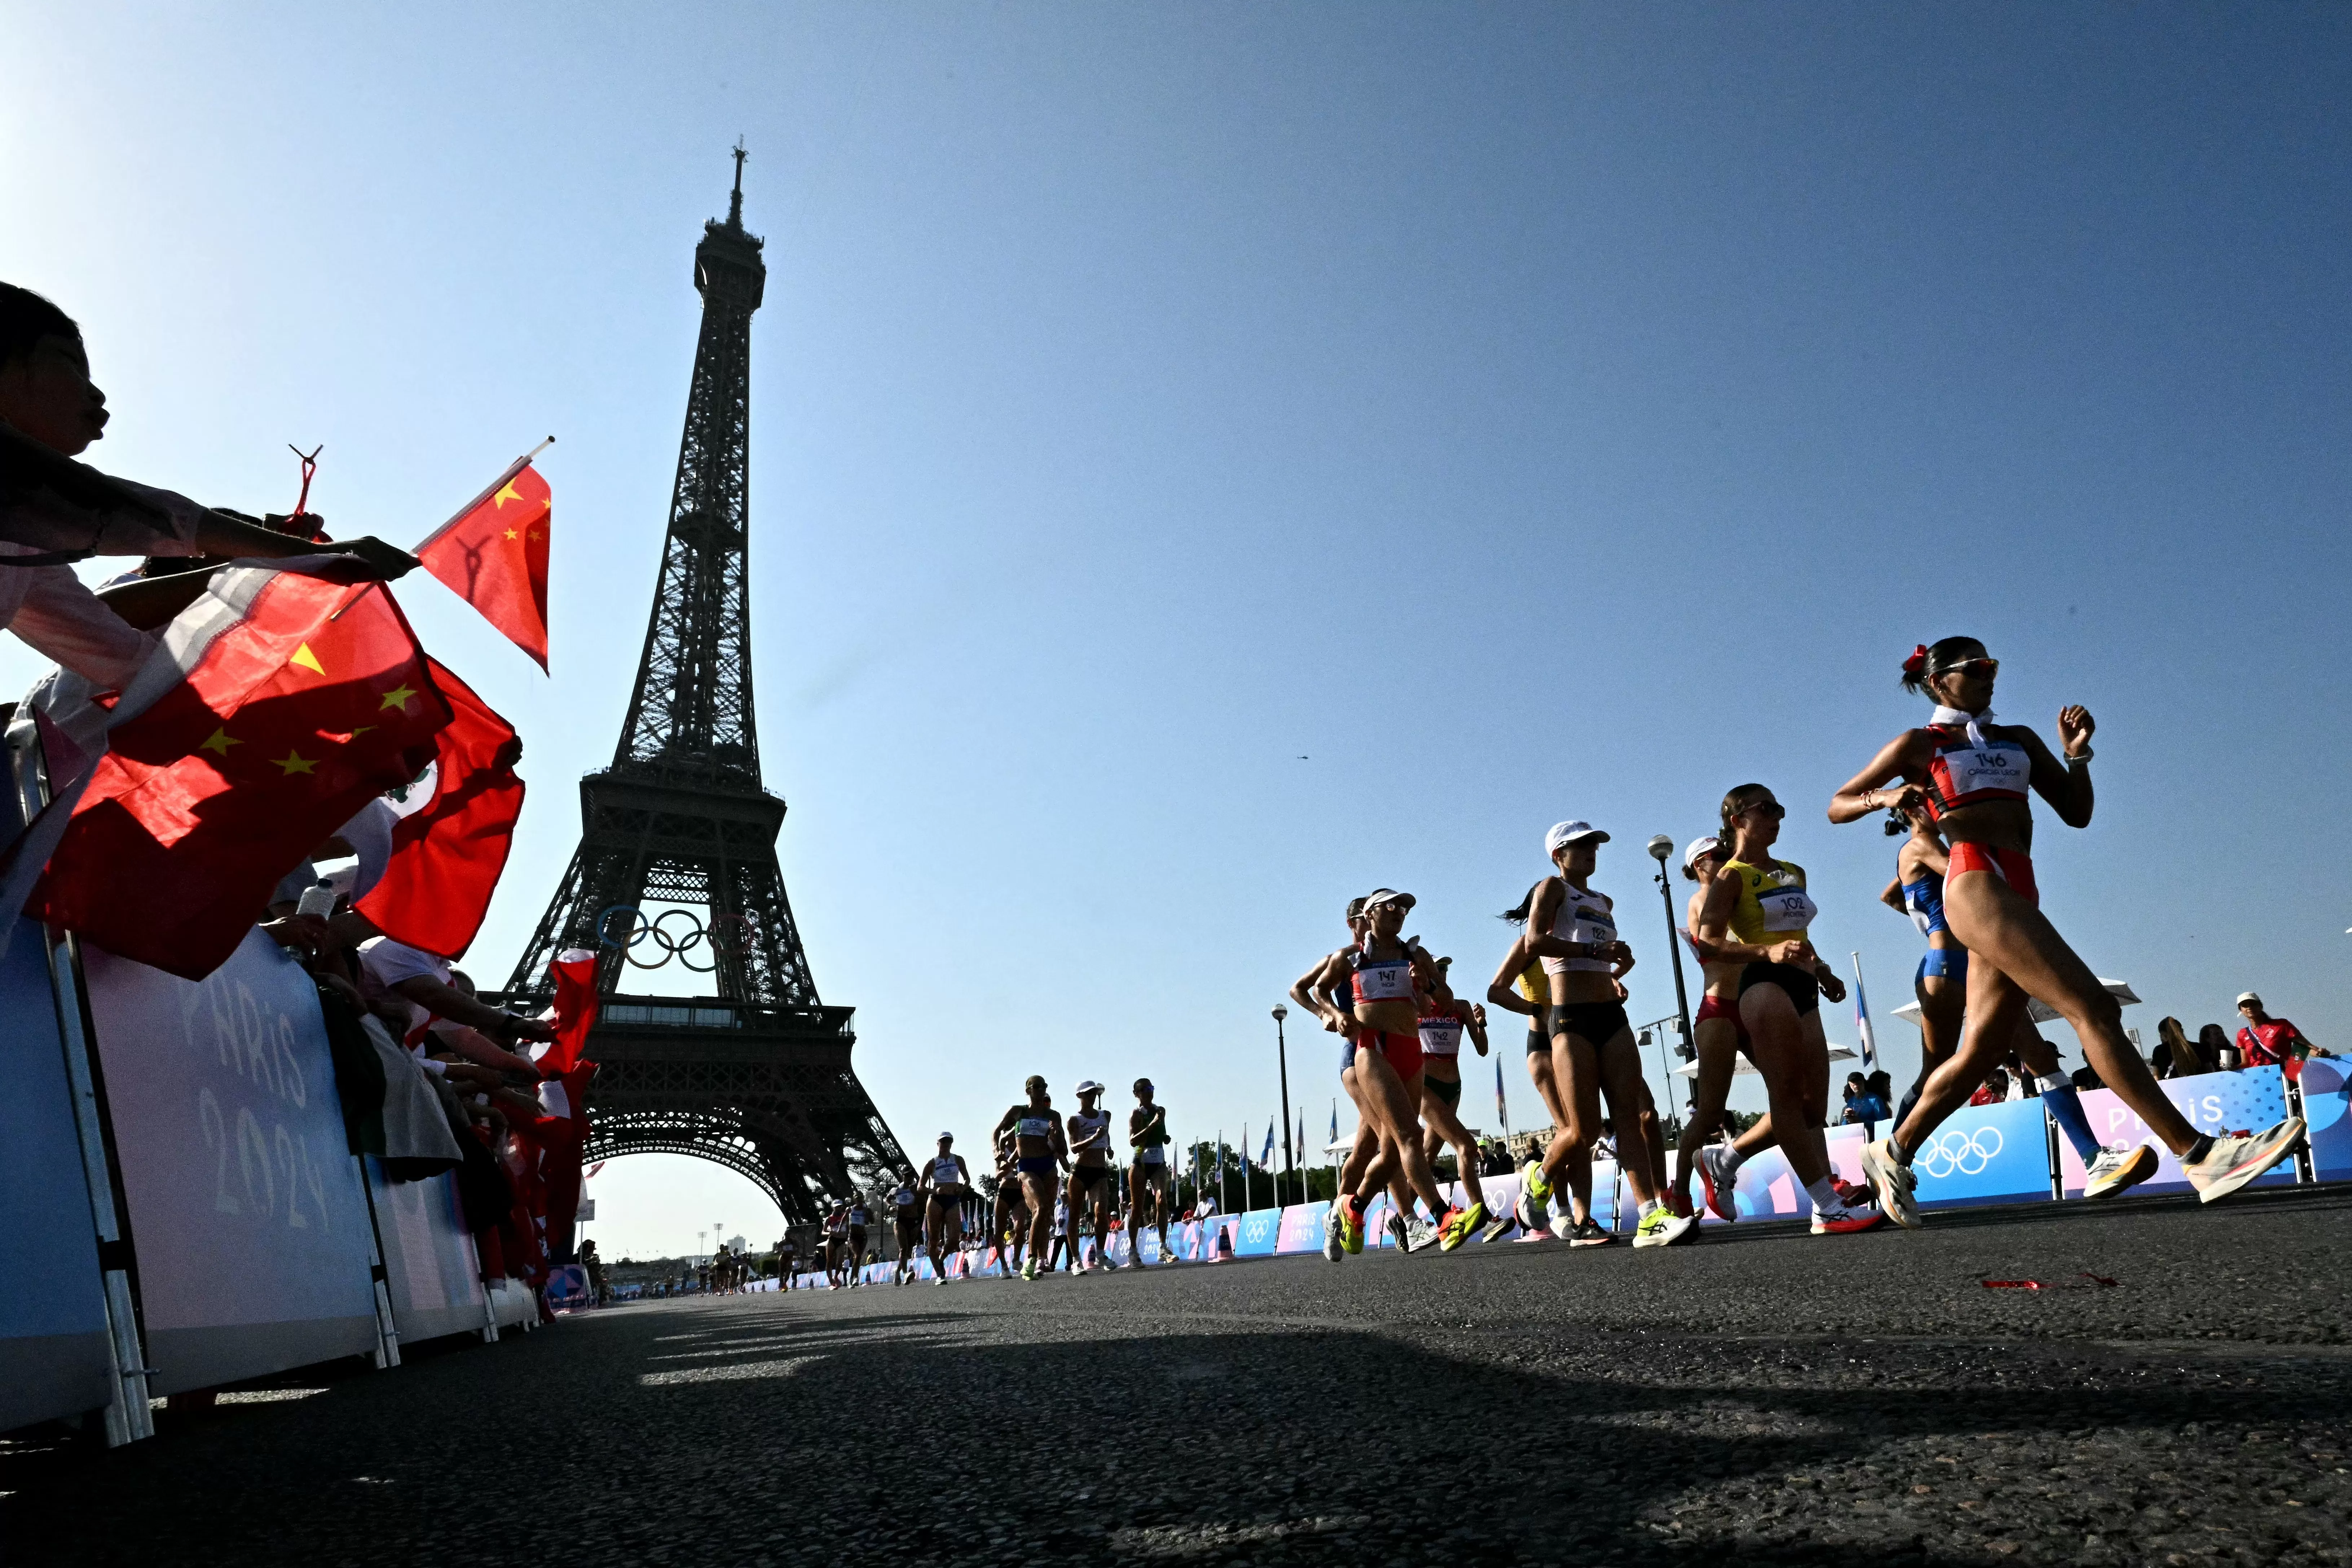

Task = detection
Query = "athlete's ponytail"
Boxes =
[1719,783,1767,847]
[1900,636,1985,697]
[1498,886,1535,924]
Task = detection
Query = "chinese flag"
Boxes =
[353,656,524,959]
[539,948,602,1075]
[416,458,551,671]
[27,571,452,979]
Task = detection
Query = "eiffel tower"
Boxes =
[504,148,909,1225]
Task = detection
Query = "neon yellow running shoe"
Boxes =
[1339,1198,1366,1255]
[1631,1205,1673,1248]
[1439,1202,1486,1252]
[1522,1159,1552,1205]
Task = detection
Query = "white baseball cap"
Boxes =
[1683,836,1724,871]
[1076,1080,1104,1095]
[1544,820,1609,855]
[2235,992,2261,1008]
[1362,887,1417,911]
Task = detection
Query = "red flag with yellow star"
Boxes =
[415,456,552,671]
[26,567,452,979]
[352,656,524,959]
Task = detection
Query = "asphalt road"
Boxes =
[7,1185,2352,1567]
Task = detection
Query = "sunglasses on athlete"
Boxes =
[1935,658,1999,679]
[1738,801,1787,819]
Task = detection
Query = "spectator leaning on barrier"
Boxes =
[2236,993,2331,1073]
[0,283,416,686]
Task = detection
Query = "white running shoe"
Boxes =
[1547,1212,1579,1241]
[1809,1200,1886,1235]
[1660,1208,1701,1246]
[1321,1204,1346,1263]
[2183,1119,2305,1203]
[1404,1215,1439,1253]
[1695,1145,1740,1222]
[1860,1137,1922,1230]
[1384,1212,1410,1251]
[2082,1142,2160,1200]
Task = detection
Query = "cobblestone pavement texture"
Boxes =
[6,1186,2350,1567]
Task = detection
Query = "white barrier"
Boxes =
[367,1162,493,1344]
[80,930,390,1396]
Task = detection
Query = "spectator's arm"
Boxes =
[430,1022,541,1077]
[6,565,154,688]
[390,974,555,1048]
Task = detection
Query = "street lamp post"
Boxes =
[1646,835,1696,1063]
[1272,1004,1295,1202]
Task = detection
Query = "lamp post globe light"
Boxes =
[1271,1004,1295,1186]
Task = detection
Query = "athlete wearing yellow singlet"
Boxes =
[1719,855,1829,1016]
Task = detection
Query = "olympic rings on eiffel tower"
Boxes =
[594,906,757,973]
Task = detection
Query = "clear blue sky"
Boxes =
[8,5,2347,1257]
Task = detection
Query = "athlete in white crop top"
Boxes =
[1065,1083,1118,1272]
[1518,821,1671,1245]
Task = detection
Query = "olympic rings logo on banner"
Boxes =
[594,906,756,973]
[1916,1125,2004,1180]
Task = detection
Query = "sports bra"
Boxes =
[1540,882,1618,975]
[1902,869,1948,940]
[1924,722,2031,816]
[1418,1009,1465,1057]
[931,1155,963,1185]
[848,1204,869,1226]
[1349,944,1415,1004]
[1013,1111,1054,1141]
[1722,859,1818,947]
[893,1186,917,1208]
[1070,1109,1111,1160]
[1132,1107,1169,1147]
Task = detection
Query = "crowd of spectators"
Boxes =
[2,281,587,1324]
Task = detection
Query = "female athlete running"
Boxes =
[921,1133,971,1286]
[890,1175,923,1284]
[1671,836,1779,1226]
[1485,928,1598,1242]
[1066,1081,1119,1270]
[1832,638,2303,1222]
[1877,803,2149,1197]
[993,1076,1070,1280]
[1322,890,1462,1251]
[1415,958,1494,1243]
[1128,1079,1175,1265]
[1516,822,1681,1245]
[1691,787,1882,1235]
[1294,897,1419,1259]
[988,1133,1030,1276]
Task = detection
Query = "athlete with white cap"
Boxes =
[1832,638,2304,1223]
[1316,889,1462,1253]
[1066,1080,1119,1270]
[1515,821,1683,1246]
[920,1133,971,1286]
[1294,897,1420,1259]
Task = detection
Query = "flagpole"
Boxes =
[1850,951,1878,1071]
[412,437,557,553]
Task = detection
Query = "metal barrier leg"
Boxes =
[48,937,153,1446]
